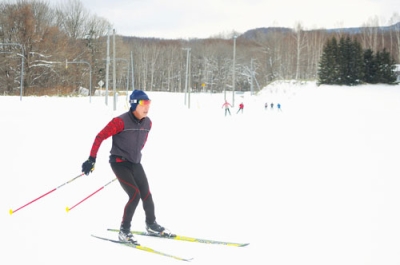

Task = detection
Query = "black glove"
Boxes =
[82,156,96,175]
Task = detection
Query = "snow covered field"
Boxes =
[1,81,400,265]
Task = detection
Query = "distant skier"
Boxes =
[236,102,244,114]
[270,103,274,110]
[277,103,282,111]
[264,102,268,110]
[222,100,232,116]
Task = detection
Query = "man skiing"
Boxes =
[222,100,232,116]
[81,89,169,245]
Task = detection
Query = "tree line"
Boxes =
[318,36,397,86]
[1,0,400,97]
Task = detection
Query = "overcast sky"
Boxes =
[48,0,400,39]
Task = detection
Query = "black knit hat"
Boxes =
[129,90,150,111]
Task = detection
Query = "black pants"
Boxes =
[111,161,156,230]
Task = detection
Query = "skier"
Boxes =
[222,100,232,116]
[264,102,268,110]
[277,103,282,111]
[236,102,244,114]
[81,89,169,245]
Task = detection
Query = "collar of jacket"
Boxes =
[129,110,146,124]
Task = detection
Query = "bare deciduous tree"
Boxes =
[1,0,399,97]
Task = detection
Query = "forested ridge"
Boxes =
[1,0,399,96]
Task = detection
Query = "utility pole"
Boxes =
[113,29,117,111]
[182,48,191,107]
[232,35,237,107]
[103,57,129,101]
[131,51,135,91]
[251,58,254,95]
[105,27,110,105]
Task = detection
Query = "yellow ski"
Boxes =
[107,228,250,247]
[91,234,193,262]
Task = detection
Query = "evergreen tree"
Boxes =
[337,36,363,85]
[317,37,339,85]
[350,38,364,85]
[337,37,348,85]
[376,48,397,84]
[363,49,377,84]
[318,37,396,86]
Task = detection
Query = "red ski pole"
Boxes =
[65,178,117,212]
[9,173,85,215]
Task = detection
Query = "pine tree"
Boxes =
[318,37,396,86]
[350,38,364,85]
[317,37,339,85]
[337,36,363,85]
[377,48,397,84]
[363,49,377,84]
[337,37,348,85]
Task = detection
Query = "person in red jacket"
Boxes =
[222,100,232,116]
[81,89,169,245]
[236,102,244,114]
